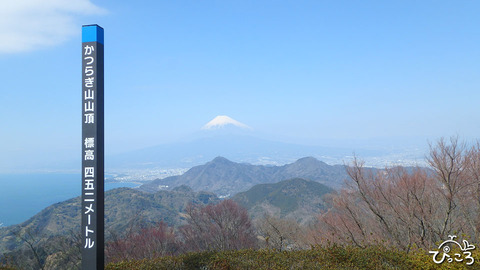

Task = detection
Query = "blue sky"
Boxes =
[1,0,479,172]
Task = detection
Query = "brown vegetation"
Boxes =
[105,221,177,263]
[255,214,307,251]
[179,199,257,252]
[313,137,480,252]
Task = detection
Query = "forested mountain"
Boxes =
[0,187,219,255]
[0,178,336,256]
[232,178,334,224]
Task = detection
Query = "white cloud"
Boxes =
[0,0,106,53]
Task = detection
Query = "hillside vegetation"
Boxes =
[233,178,333,224]
[104,246,480,270]
[0,187,219,255]
[0,177,334,269]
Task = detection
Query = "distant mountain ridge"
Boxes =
[139,156,350,196]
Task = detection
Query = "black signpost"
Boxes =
[81,24,104,270]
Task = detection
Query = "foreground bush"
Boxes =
[106,245,480,270]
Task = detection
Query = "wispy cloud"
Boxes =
[0,0,106,54]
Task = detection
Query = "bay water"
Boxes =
[0,173,138,227]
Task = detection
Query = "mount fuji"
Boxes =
[202,115,252,130]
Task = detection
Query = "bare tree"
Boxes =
[427,137,469,238]
[13,228,46,270]
[314,137,480,251]
[105,221,177,263]
[463,141,480,240]
[180,200,257,252]
[255,214,306,251]
[43,230,82,270]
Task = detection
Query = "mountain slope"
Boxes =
[0,187,219,254]
[139,156,350,196]
[232,178,334,224]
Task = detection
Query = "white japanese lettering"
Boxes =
[84,56,94,65]
[84,167,94,177]
[84,138,94,149]
[84,89,94,100]
[85,77,94,88]
[85,204,95,214]
[84,113,94,124]
[84,150,94,160]
[85,179,94,190]
[84,45,94,55]
[84,101,94,112]
[85,66,94,76]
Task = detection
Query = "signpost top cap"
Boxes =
[82,25,104,44]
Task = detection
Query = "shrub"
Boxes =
[107,244,480,269]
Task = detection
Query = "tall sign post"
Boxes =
[81,24,104,270]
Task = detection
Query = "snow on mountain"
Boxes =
[202,115,252,130]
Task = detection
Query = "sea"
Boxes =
[0,173,138,227]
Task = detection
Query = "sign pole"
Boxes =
[81,24,104,270]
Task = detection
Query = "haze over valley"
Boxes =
[105,115,427,184]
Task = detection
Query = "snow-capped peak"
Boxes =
[202,115,251,130]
